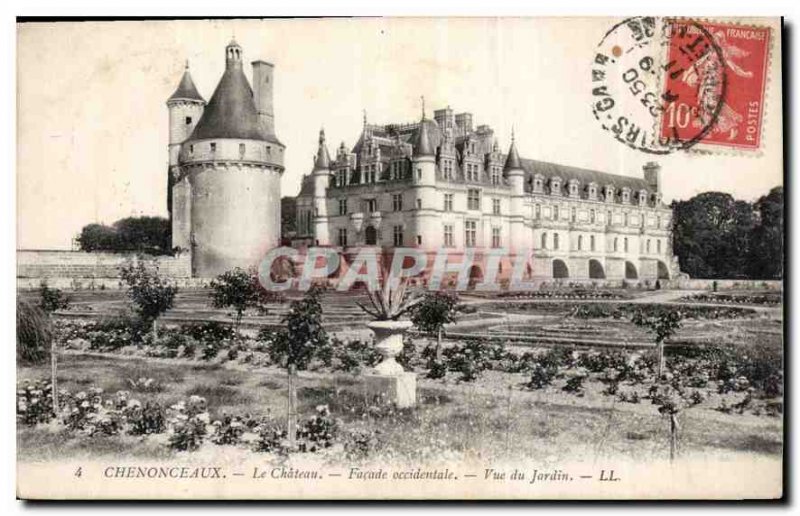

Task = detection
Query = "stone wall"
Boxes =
[16,250,194,290]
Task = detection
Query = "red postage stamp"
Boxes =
[659,20,771,152]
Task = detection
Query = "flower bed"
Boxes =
[680,292,781,306]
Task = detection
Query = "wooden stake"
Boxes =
[287,364,297,449]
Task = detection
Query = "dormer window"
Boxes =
[638,189,648,206]
[239,143,246,157]
[621,188,631,204]
[568,180,580,198]
[605,186,615,203]
[189,144,194,154]
[210,142,216,153]
[588,183,598,200]
[533,175,545,193]
[550,177,562,195]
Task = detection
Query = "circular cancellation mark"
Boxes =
[591,17,729,154]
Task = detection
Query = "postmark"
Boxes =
[659,20,771,152]
[591,17,728,154]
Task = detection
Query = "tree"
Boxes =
[119,259,178,341]
[631,309,682,379]
[671,192,755,279]
[411,291,459,358]
[269,286,329,448]
[77,216,171,255]
[748,186,783,279]
[209,268,281,339]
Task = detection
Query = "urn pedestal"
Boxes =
[364,320,416,408]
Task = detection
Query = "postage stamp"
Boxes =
[658,20,772,152]
[591,17,772,154]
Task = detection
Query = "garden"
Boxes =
[17,265,783,467]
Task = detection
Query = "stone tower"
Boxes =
[169,40,285,277]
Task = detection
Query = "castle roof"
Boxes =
[504,138,522,171]
[188,54,279,144]
[314,129,332,170]
[168,67,205,103]
[413,118,435,157]
[520,158,650,194]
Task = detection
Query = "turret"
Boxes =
[410,98,438,249]
[167,61,206,252]
[504,129,524,195]
[313,128,331,245]
[252,60,275,137]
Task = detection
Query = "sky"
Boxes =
[17,17,782,250]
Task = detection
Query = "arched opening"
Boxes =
[588,259,605,279]
[625,261,638,280]
[657,260,670,280]
[468,265,483,288]
[364,225,378,246]
[553,259,569,279]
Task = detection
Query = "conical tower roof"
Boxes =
[188,42,278,143]
[413,119,435,157]
[314,129,331,170]
[168,64,205,103]
[504,133,522,172]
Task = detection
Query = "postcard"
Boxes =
[16,17,783,500]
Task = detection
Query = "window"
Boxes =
[444,193,453,212]
[578,235,583,250]
[492,227,501,248]
[541,232,548,250]
[657,240,662,253]
[185,116,192,125]
[416,168,422,181]
[657,215,662,228]
[491,166,500,185]
[467,189,481,210]
[590,235,596,251]
[336,169,348,187]
[366,198,377,213]
[624,237,629,252]
[492,198,501,215]
[442,160,453,179]
[338,199,347,216]
[337,228,347,247]
[416,199,422,209]
[590,209,596,224]
[571,207,576,223]
[239,143,246,157]
[614,237,618,252]
[623,212,628,226]
[465,220,477,247]
[267,145,272,156]
[607,210,612,225]
[553,205,559,220]
[189,144,194,154]
[554,233,560,250]
[392,194,403,212]
[646,239,651,253]
[393,225,404,247]
[417,235,422,245]
[210,142,216,152]
[444,225,454,247]
[535,204,541,219]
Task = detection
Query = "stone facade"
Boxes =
[295,106,682,283]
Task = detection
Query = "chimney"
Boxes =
[251,60,275,136]
[643,161,660,192]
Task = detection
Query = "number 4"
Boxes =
[74,467,82,478]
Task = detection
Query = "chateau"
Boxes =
[294,106,682,283]
[167,40,284,277]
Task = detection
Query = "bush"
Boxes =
[17,299,52,364]
[297,405,338,452]
[526,363,556,389]
[167,396,209,451]
[39,282,71,313]
[210,414,248,445]
[17,380,58,425]
[124,400,166,435]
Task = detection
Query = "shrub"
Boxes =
[343,428,382,461]
[562,369,588,396]
[17,299,52,365]
[395,336,418,371]
[119,259,178,341]
[269,286,328,370]
[296,405,338,452]
[39,282,71,313]
[331,338,381,373]
[124,400,166,435]
[526,363,556,389]
[210,414,248,445]
[209,268,282,338]
[167,396,209,451]
[17,380,58,425]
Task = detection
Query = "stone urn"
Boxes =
[367,319,413,375]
